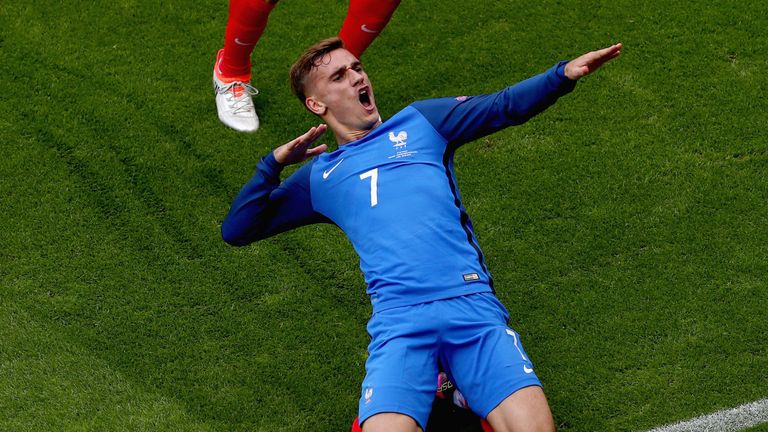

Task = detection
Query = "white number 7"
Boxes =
[359,168,379,207]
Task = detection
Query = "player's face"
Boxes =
[304,48,380,136]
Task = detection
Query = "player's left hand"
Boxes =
[564,43,622,80]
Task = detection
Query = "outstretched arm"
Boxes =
[412,43,623,147]
[221,125,331,245]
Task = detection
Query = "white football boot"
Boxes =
[213,49,259,133]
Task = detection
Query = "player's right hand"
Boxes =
[564,43,622,81]
[273,124,328,165]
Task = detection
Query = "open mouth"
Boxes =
[358,87,374,110]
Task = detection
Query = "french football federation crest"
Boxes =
[389,131,408,149]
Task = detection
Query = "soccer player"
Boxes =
[222,37,621,431]
[213,0,401,132]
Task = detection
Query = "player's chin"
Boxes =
[361,110,380,129]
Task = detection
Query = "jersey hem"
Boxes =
[371,284,493,314]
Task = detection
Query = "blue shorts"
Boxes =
[358,292,541,430]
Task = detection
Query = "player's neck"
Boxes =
[335,120,382,145]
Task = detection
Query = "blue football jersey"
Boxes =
[223,61,576,313]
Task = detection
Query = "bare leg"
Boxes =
[485,386,556,432]
[362,412,423,432]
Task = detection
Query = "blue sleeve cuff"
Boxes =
[258,151,284,180]
[554,60,577,92]
[555,60,577,83]
[555,60,568,78]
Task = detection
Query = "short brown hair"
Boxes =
[290,37,345,105]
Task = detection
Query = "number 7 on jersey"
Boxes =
[359,168,379,207]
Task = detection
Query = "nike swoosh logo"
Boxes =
[322,158,344,179]
[523,365,534,374]
[360,24,380,34]
[234,38,254,46]
[216,55,224,75]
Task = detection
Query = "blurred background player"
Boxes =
[213,0,402,132]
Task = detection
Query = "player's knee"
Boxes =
[488,416,554,432]
[486,386,555,432]
[362,412,422,432]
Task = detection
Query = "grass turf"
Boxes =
[1,0,766,430]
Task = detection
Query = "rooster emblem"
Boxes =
[389,131,408,149]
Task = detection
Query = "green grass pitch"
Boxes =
[1,0,766,431]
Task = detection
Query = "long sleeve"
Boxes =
[411,61,576,148]
[221,152,330,246]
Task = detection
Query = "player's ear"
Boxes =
[305,96,326,115]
